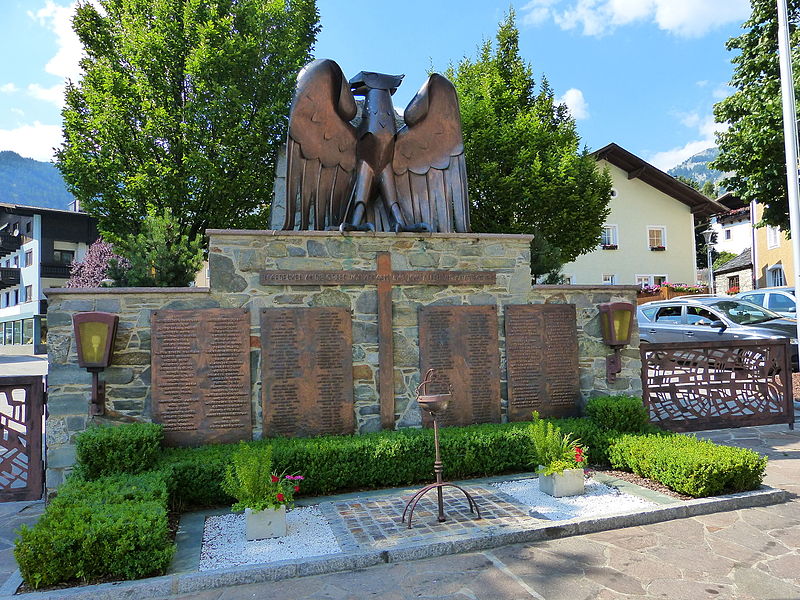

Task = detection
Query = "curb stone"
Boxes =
[0,485,787,600]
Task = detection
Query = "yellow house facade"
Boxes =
[561,143,724,285]
[753,203,794,287]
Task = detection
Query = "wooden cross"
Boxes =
[261,251,497,429]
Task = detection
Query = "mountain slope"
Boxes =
[667,147,728,189]
[0,151,75,210]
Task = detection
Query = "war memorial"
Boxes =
[43,59,641,491]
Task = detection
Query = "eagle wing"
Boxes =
[284,59,358,230]
[392,74,470,233]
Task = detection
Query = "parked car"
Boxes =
[735,287,797,318]
[637,297,799,369]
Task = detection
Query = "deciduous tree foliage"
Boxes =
[446,11,611,280]
[57,0,319,242]
[712,0,800,230]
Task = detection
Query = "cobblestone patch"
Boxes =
[328,485,542,550]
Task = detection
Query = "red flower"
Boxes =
[575,447,584,463]
[271,475,279,483]
[294,485,300,492]
[276,493,285,502]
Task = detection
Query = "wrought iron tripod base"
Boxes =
[401,414,482,528]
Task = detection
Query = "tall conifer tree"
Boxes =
[446,10,611,280]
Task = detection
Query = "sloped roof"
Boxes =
[592,143,727,218]
[715,248,753,274]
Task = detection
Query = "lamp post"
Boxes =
[72,312,119,416]
[598,302,636,383]
[702,228,715,295]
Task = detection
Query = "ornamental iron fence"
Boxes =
[640,339,794,432]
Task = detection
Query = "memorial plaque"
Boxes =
[261,308,354,437]
[419,306,501,427]
[505,304,580,421]
[151,308,251,446]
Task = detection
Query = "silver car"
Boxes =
[637,297,799,369]
[736,287,797,318]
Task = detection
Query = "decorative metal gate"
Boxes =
[0,376,44,501]
[641,339,794,432]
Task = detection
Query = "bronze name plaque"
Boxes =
[418,305,501,427]
[151,308,251,446]
[261,308,354,437]
[260,270,497,286]
[505,304,580,420]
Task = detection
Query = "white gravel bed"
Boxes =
[493,477,657,521]
[199,506,341,571]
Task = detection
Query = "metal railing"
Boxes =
[640,339,794,432]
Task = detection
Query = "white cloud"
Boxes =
[0,83,19,94]
[521,0,751,38]
[10,109,25,117]
[27,83,65,106]
[29,1,82,82]
[648,114,728,170]
[558,88,590,119]
[0,122,62,162]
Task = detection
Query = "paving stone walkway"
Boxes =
[165,422,800,600]
[329,485,540,551]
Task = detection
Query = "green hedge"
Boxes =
[585,395,652,433]
[608,434,767,497]
[15,473,174,589]
[75,423,163,479]
[158,423,538,508]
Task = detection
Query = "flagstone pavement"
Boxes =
[166,423,800,600]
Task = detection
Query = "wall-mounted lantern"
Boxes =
[598,302,635,383]
[72,312,119,416]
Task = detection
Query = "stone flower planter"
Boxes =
[539,468,585,498]
[245,506,287,540]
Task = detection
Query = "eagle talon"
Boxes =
[339,222,375,232]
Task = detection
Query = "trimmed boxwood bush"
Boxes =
[585,395,651,433]
[607,433,767,497]
[75,423,163,479]
[15,472,173,589]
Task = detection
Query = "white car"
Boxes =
[736,287,797,318]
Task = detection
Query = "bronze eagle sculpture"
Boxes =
[282,59,470,233]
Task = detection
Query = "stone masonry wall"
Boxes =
[44,230,641,490]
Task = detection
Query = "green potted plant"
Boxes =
[222,443,303,540]
[530,414,587,497]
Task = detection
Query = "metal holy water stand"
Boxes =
[401,369,482,528]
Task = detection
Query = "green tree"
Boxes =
[712,0,799,230]
[446,10,611,280]
[108,209,203,287]
[57,0,319,242]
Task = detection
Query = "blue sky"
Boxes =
[0,0,752,171]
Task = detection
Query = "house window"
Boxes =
[648,226,666,250]
[727,275,740,293]
[24,250,32,267]
[600,225,618,248]
[636,274,669,287]
[12,290,18,306]
[767,226,781,249]
[24,285,32,303]
[561,274,575,284]
[12,256,18,268]
[602,274,616,285]
[25,222,31,235]
[53,249,75,265]
[725,229,732,240]
[768,265,786,286]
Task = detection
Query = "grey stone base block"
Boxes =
[3,485,787,600]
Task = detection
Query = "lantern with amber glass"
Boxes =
[72,312,119,416]
[598,302,635,383]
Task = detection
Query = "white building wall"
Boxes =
[711,218,751,256]
[562,161,698,285]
